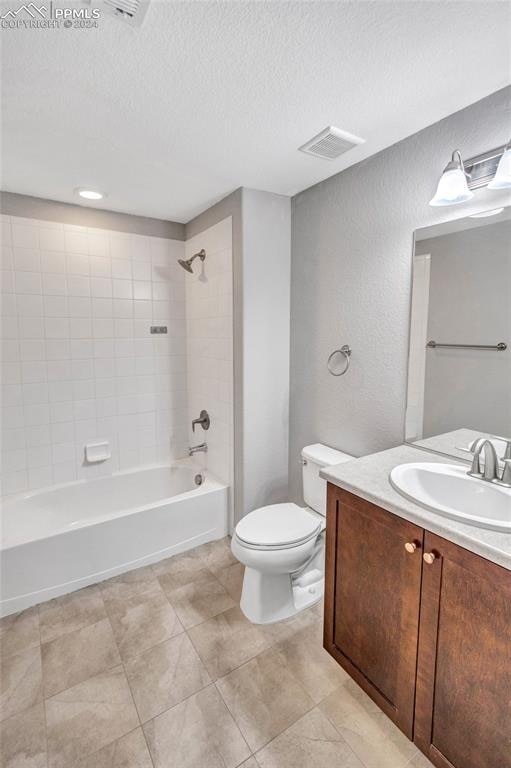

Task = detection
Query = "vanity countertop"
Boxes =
[412,427,504,463]
[320,444,511,571]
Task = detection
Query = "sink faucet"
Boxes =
[468,438,499,481]
[468,438,511,486]
[189,442,207,456]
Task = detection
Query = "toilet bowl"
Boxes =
[232,443,353,624]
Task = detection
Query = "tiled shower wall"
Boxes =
[0,214,188,495]
[185,218,233,498]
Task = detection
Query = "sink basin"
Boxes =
[390,463,511,532]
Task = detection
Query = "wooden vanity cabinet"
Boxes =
[323,487,423,737]
[414,531,511,768]
[324,484,511,768]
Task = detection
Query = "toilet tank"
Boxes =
[302,443,353,516]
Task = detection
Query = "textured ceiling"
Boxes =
[1,0,510,222]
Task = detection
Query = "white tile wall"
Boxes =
[184,218,233,492]
[1,214,188,496]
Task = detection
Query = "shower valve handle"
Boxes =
[192,410,210,432]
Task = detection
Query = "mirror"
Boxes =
[405,206,511,462]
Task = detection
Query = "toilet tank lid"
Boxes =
[302,443,353,466]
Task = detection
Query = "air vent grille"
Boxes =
[90,0,150,25]
[299,126,365,160]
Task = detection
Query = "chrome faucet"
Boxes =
[192,410,210,432]
[468,438,511,486]
[189,442,208,456]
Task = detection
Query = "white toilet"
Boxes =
[231,443,352,624]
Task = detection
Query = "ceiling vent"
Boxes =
[299,126,365,160]
[89,0,150,26]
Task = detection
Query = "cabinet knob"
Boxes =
[423,552,436,565]
[404,542,417,554]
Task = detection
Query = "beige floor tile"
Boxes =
[188,605,271,680]
[239,759,260,768]
[275,623,349,703]
[106,590,183,661]
[143,684,250,768]
[46,665,139,768]
[194,537,238,574]
[259,602,323,645]
[163,572,236,629]
[407,752,435,767]
[216,645,314,752]
[0,646,42,722]
[100,565,163,605]
[38,585,106,643]
[255,707,364,768]
[125,632,211,722]
[42,618,121,698]
[319,676,417,768]
[152,548,211,589]
[215,562,245,602]
[74,727,153,768]
[0,703,47,768]
[0,607,40,660]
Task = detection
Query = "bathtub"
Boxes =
[0,462,229,617]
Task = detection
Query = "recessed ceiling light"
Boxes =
[469,207,505,218]
[75,187,105,201]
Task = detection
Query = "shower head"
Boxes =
[177,249,206,273]
[178,258,193,273]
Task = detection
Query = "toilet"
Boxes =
[231,443,353,624]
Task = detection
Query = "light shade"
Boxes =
[429,150,473,206]
[487,143,511,189]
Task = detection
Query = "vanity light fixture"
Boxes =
[429,150,473,206]
[75,188,105,200]
[487,139,511,189]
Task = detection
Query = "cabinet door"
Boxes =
[324,486,424,738]
[415,531,511,768]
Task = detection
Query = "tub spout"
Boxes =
[189,442,208,456]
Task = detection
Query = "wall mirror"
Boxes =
[405,206,511,462]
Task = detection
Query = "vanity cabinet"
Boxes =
[324,485,511,768]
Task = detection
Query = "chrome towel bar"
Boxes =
[426,340,507,351]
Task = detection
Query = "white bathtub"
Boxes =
[0,462,229,617]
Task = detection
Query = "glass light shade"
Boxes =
[487,147,511,189]
[429,167,474,206]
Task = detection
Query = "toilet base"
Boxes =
[240,565,323,624]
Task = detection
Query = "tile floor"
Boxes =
[0,537,435,768]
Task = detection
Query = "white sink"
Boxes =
[390,463,511,532]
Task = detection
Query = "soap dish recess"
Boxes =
[85,442,111,463]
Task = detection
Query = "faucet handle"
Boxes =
[192,410,210,433]
[469,451,482,477]
[500,459,511,487]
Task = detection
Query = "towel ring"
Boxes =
[327,345,352,376]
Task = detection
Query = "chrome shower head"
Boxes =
[178,258,194,273]
[177,249,206,273]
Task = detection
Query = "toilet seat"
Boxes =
[235,503,322,550]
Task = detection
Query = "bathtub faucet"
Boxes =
[189,442,208,456]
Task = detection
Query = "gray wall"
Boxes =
[417,220,511,438]
[0,192,185,240]
[186,188,290,522]
[289,85,511,503]
[241,189,290,515]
